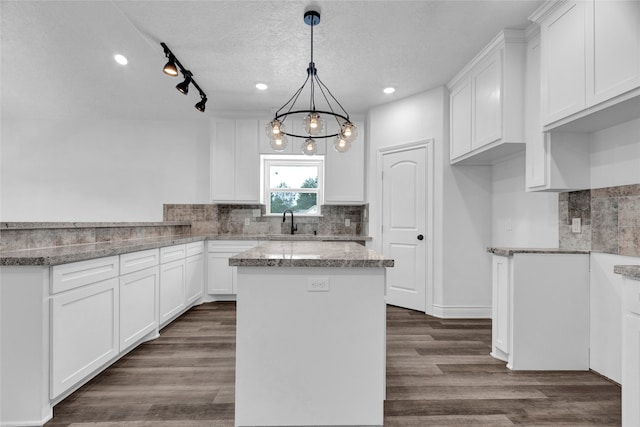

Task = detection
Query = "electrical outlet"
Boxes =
[572,218,581,233]
[307,277,329,292]
[345,218,351,227]
[244,218,251,226]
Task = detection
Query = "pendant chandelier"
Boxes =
[266,10,358,155]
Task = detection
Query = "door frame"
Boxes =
[377,139,434,315]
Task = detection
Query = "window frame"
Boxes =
[261,154,325,216]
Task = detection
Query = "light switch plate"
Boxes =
[572,218,581,233]
[307,277,329,292]
[253,209,261,218]
[345,219,351,227]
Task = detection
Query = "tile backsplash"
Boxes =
[163,203,369,237]
[560,184,640,256]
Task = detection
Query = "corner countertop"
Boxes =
[487,247,591,257]
[614,265,640,281]
[0,234,373,266]
[229,241,394,268]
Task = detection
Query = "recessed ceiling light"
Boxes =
[114,54,128,65]
[383,87,396,94]
[256,83,268,90]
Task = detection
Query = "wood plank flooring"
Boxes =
[45,302,621,426]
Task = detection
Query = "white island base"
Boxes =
[234,266,386,427]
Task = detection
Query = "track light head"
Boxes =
[176,71,192,95]
[195,95,207,112]
[163,56,178,76]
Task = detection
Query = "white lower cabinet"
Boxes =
[491,253,589,370]
[50,278,119,399]
[622,276,640,426]
[159,257,186,325]
[119,266,159,352]
[207,241,257,296]
[186,242,205,305]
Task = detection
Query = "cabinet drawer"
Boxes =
[207,240,257,253]
[120,249,159,276]
[160,244,186,264]
[51,256,119,294]
[624,279,640,316]
[186,241,205,257]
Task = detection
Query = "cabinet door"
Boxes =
[235,120,260,202]
[450,79,473,160]
[185,254,204,305]
[586,0,640,106]
[51,278,119,398]
[207,251,234,294]
[119,266,158,352]
[491,256,510,356]
[472,51,502,149]
[325,120,365,203]
[159,259,186,325]
[540,0,586,125]
[623,313,640,427]
[210,120,236,201]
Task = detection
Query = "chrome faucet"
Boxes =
[283,209,297,235]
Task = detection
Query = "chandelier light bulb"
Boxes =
[270,134,288,152]
[302,138,318,156]
[341,122,358,143]
[304,113,325,136]
[334,135,351,153]
[266,120,285,140]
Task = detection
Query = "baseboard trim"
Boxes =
[431,304,491,319]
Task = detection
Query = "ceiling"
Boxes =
[1,0,544,121]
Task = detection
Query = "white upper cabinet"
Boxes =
[538,0,587,125]
[587,0,640,106]
[448,29,526,165]
[525,30,591,192]
[532,0,640,129]
[211,119,260,203]
[325,120,365,203]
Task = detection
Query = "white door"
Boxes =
[381,142,432,312]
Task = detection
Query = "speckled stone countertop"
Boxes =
[0,234,372,266]
[0,235,206,266]
[207,234,371,241]
[229,241,394,268]
[1,221,191,230]
[487,247,591,257]
[614,265,640,280]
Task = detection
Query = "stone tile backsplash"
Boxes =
[559,184,640,256]
[163,203,369,237]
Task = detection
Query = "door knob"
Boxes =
[417,234,424,241]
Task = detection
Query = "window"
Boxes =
[262,155,324,215]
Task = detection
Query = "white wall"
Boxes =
[491,153,558,247]
[368,87,492,317]
[590,118,640,189]
[1,119,210,221]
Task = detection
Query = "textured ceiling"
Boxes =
[1,0,544,121]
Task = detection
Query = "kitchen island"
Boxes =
[229,241,393,427]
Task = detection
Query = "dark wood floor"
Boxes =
[45,302,621,426]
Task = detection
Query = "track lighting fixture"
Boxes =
[176,71,192,95]
[195,95,207,112]
[160,42,208,113]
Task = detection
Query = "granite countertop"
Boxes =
[207,234,371,242]
[229,241,394,268]
[0,235,206,266]
[1,221,191,230]
[614,265,640,280]
[487,247,591,257]
[0,234,373,266]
